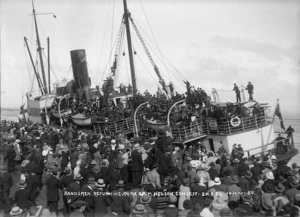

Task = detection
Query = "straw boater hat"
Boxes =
[17,180,27,188]
[74,174,83,180]
[95,179,106,188]
[132,204,147,214]
[133,143,140,150]
[140,195,152,204]
[111,139,116,144]
[265,171,274,180]
[214,177,221,185]
[91,160,97,165]
[229,175,239,184]
[10,207,23,216]
[190,160,200,168]
[117,180,125,187]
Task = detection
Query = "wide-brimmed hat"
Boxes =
[70,200,87,209]
[214,177,221,185]
[245,170,253,179]
[242,195,253,204]
[74,174,83,180]
[17,179,27,188]
[233,158,240,163]
[230,175,239,184]
[263,183,275,193]
[132,204,147,214]
[287,170,297,176]
[275,183,285,193]
[117,180,125,187]
[133,143,140,150]
[290,180,300,188]
[140,195,151,204]
[262,198,273,211]
[265,171,274,180]
[93,166,101,173]
[95,179,105,188]
[10,207,23,216]
[278,176,286,183]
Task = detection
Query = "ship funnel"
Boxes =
[70,49,91,102]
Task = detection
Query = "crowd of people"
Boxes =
[0,118,299,217]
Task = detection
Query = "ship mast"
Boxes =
[32,1,48,95]
[123,0,137,99]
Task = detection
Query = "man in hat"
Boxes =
[65,174,83,208]
[81,177,96,215]
[286,125,295,146]
[110,180,131,215]
[67,123,75,149]
[108,165,122,191]
[139,195,155,217]
[163,194,180,217]
[0,165,13,213]
[286,180,300,204]
[29,147,44,189]
[245,81,254,101]
[94,179,111,215]
[200,197,214,217]
[45,167,62,214]
[9,206,23,217]
[227,175,241,202]
[5,143,16,173]
[131,143,144,189]
[61,167,74,215]
[14,180,31,210]
[239,195,254,215]
[70,200,87,217]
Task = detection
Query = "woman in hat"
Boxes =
[178,178,191,210]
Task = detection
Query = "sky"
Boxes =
[1,0,300,117]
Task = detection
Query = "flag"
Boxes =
[275,102,285,130]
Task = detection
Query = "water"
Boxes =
[2,109,300,164]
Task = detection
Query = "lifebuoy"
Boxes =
[230,116,241,127]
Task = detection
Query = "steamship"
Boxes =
[22,1,298,164]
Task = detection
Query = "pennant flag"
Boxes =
[275,102,285,130]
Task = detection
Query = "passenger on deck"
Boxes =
[286,125,295,146]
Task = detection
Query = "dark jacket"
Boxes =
[46,175,62,201]
[5,147,16,160]
[81,184,95,212]
[25,174,39,201]
[110,189,131,215]
[94,189,111,214]
[238,176,250,192]
[61,174,75,189]
[15,189,31,209]
[131,150,144,172]
[65,181,81,203]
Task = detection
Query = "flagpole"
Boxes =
[262,99,279,154]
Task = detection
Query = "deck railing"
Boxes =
[203,111,268,135]
[243,136,294,158]
[93,116,140,135]
[170,119,207,142]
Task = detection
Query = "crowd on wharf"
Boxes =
[0,116,299,217]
